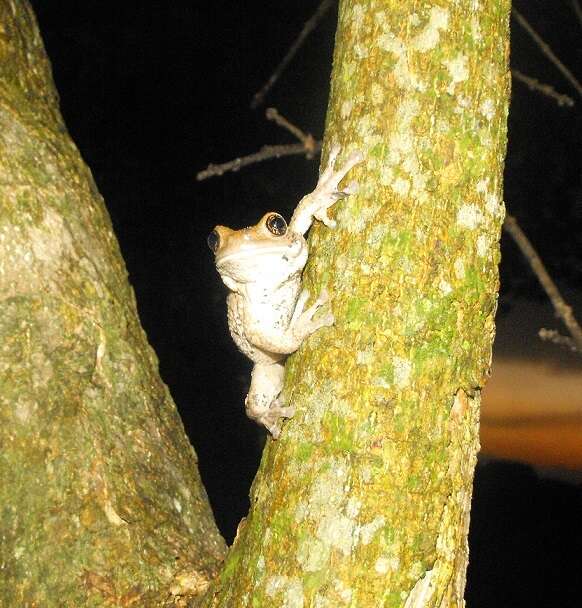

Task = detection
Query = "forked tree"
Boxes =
[0,1,509,606]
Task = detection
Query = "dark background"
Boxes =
[29,1,581,606]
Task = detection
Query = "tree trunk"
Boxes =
[203,1,509,606]
[0,3,226,606]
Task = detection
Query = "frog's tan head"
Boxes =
[208,212,308,286]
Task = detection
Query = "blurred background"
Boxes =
[29,1,581,606]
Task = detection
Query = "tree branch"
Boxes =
[265,107,317,146]
[538,328,579,352]
[511,69,574,107]
[196,142,322,180]
[250,0,335,109]
[512,7,582,99]
[197,109,321,180]
[503,214,582,353]
[571,0,582,29]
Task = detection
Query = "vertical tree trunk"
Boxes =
[0,3,226,606]
[204,1,509,606]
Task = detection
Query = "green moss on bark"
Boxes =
[0,3,226,606]
[204,1,509,607]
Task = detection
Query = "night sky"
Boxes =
[28,2,581,606]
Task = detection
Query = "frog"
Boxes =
[208,146,363,438]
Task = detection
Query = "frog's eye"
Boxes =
[265,213,287,236]
[207,230,220,253]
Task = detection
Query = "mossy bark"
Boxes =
[203,1,509,607]
[0,3,226,606]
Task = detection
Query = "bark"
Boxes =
[203,1,509,607]
[0,3,226,606]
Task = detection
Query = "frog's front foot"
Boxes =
[289,146,364,234]
[312,147,364,228]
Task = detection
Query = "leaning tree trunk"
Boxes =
[203,1,510,606]
[0,3,226,606]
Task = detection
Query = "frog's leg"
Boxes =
[245,362,295,438]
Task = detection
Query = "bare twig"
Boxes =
[512,7,582,99]
[250,0,335,109]
[265,107,318,152]
[512,69,575,107]
[571,0,582,29]
[198,108,321,180]
[196,142,322,181]
[538,328,579,352]
[266,107,308,143]
[503,214,582,353]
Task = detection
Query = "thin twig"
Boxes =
[250,0,335,109]
[266,108,309,144]
[512,69,575,107]
[198,108,321,180]
[571,0,582,29]
[512,7,582,99]
[538,328,579,352]
[196,142,322,181]
[265,107,319,155]
[503,214,582,353]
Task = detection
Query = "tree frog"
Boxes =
[208,147,363,437]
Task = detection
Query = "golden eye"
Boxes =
[207,230,220,253]
[265,213,287,236]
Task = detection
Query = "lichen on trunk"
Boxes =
[0,2,226,606]
[203,1,510,606]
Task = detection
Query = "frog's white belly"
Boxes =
[226,280,300,364]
